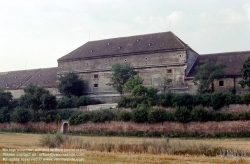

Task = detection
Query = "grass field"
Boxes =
[0,132,249,164]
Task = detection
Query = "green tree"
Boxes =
[125,75,143,92]
[19,84,56,112]
[58,72,84,97]
[239,56,250,91]
[108,63,137,95]
[0,90,12,108]
[193,59,225,93]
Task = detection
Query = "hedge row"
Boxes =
[68,105,250,124]
[0,107,76,123]
[118,92,245,110]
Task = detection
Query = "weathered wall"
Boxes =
[58,50,189,95]
[214,77,249,94]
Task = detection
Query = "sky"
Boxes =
[0,0,250,72]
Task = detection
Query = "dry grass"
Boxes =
[0,132,250,164]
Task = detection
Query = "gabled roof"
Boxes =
[0,67,58,90]
[58,31,188,61]
[187,51,250,77]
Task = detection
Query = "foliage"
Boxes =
[90,109,117,123]
[174,106,191,123]
[145,87,158,106]
[69,112,90,125]
[159,92,174,107]
[19,84,56,112]
[131,105,150,123]
[131,85,147,97]
[194,59,225,93]
[241,93,250,105]
[11,107,33,123]
[57,96,101,109]
[191,106,209,122]
[58,72,84,97]
[173,93,194,109]
[0,90,13,108]
[210,92,226,110]
[125,75,143,92]
[117,110,132,121]
[39,133,66,148]
[148,108,167,123]
[238,56,250,90]
[108,63,137,95]
[0,107,11,123]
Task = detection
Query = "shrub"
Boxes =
[241,93,250,105]
[90,109,117,123]
[0,107,11,123]
[148,108,167,123]
[193,94,211,107]
[57,96,78,109]
[191,106,208,122]
[69,112,89,125]
[159,92,174,107]
[214,111,237,121]
[39,133,67,148]
[11,107,33,123]
[131,105,150,123]
[145,87,159,106]
[173,93,194,109]
[76,96,91,107]
[210,92,226,110]
[165,111,175,121]
[118,110,132,121]
[225,93,242,106]
[174,106,191,123]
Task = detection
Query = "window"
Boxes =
[219,80,224,86]
[94,84,98,88]
[167,79,172,83]
[94,74,98,79]
[167,69,172,74]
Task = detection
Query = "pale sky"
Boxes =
[0,0,250,72]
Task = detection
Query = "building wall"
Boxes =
[58,51,188,95]
[214,77,249,94]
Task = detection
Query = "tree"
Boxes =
[19,84,56,112]
[58,72,84,97]
[193,59,225,93]
[239,56,250,91]
[125,75,143,92]
[108,63,137,95]
[0,90,12,108]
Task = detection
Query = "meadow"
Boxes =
[0,132,250,163]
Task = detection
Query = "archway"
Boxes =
[61,121,69,134]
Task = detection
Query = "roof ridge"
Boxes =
[201,50,250,56]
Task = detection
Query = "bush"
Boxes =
[225,93,242,106]
[39,133,66,148]
[193,94,211,107]
[241,93,250,105]
[159,92,174,107]
[191,106,208,122]
[76,96,91,107]
[69,112,89,125]
[174,106,191,123]
[0,107,11,123]
[131,105,150,123]
[173,93,194,109]
[214,111,237,121]
[11,107,33,123]
[148,108,167,123]
[90,109,117,123]
[210,92,226,110]
[118,110,132,121]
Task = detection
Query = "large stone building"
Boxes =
[0,31,249,101]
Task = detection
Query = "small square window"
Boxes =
[94,84,98,88]
[167,69,172,74]
[167,79,172,83]
[94,74,98,79]
[219,80,224,86]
